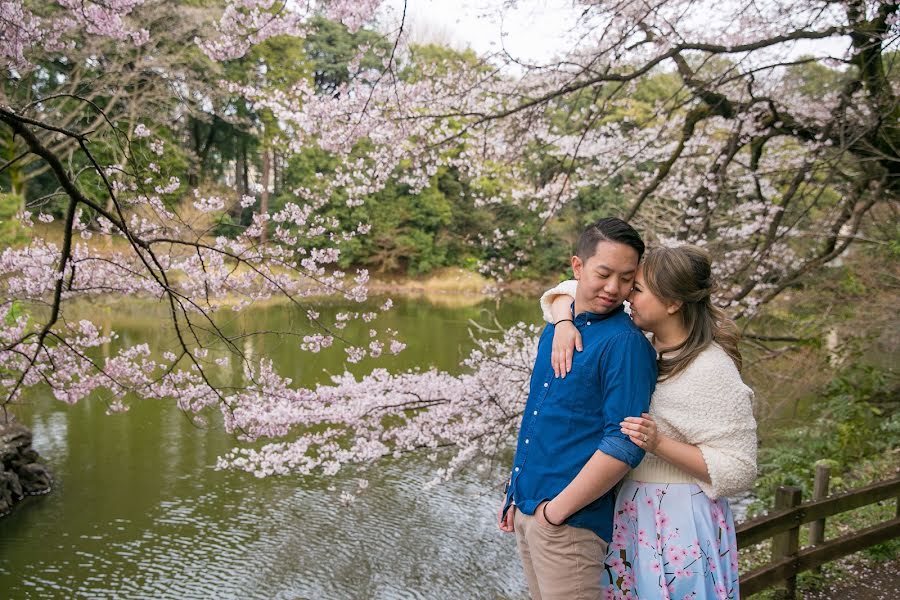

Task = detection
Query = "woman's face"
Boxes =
[627,265,672,334]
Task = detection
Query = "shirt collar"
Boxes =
[571,301,625,325]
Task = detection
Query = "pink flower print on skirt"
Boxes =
[601,481,741,599]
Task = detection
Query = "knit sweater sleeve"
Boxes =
[678,348,758,499]
[539,279,578,323]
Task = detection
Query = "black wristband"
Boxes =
[543,501,562,526]
[553,318,575,326]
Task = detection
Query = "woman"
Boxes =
[540,244,757,600]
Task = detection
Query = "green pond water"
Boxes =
[0,289,810,599]
[0,294,539,599]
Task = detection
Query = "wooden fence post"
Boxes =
[772,486,803,599]
[809,463,831,573]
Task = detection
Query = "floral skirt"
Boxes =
[601,480,740,600]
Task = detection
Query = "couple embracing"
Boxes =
[499,218,757,600]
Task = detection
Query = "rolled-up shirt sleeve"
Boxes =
[596,331,657,468]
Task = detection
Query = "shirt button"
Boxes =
[514,467,520,472]
[543,382,549,388]
[533,410,538,416]
[587,321,591,325]
[525,439,530,444]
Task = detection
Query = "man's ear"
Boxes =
[571,255,583,280]
[666,300,684,315]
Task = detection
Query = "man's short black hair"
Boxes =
[575,217,645,262]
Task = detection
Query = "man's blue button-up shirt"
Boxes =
[503,303,657,543]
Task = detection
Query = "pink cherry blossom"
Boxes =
[608,556,627,577]
[715,583,728,600]
[655,509,670,530]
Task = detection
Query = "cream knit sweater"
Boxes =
[540,280,758,499]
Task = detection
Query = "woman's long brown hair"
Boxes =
[641,245,742,381]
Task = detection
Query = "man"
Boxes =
[499,217,657,600]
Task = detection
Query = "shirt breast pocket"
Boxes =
[562,353,601,415]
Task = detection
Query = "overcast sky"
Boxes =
[379,0,855,65]
[380,0,587,62]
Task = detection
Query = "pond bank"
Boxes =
[21,224,551,302]
[0,418,52,516]
[368,267,549,299]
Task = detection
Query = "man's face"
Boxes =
[572,240,639,314]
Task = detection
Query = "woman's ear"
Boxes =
[666,300,683,315]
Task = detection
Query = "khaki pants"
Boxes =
[513,509,608,600]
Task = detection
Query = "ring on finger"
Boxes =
[642,433,648,442]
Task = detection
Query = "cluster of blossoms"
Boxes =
[218,322,540,479]
[0,1,402,423]
[0,0,149,71]
[198,0,384,60]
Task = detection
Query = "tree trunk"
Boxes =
[260,145,270,245]
[241,137,249,200]
[272,149,279,197]
[235,134,246,200]
[4,131,26,200]
[189,118,201,187]
[10,166,24,201]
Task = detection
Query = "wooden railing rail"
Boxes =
[737,476,900,546]
[737,471,900,598]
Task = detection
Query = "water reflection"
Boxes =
[0,295,534,599]
[27,412,68,462]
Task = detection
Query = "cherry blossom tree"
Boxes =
[1,0,897,481]
[429,2,897,311]
[214,0,897,479]
[0,0,398,437]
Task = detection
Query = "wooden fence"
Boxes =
[736,466,900,597]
